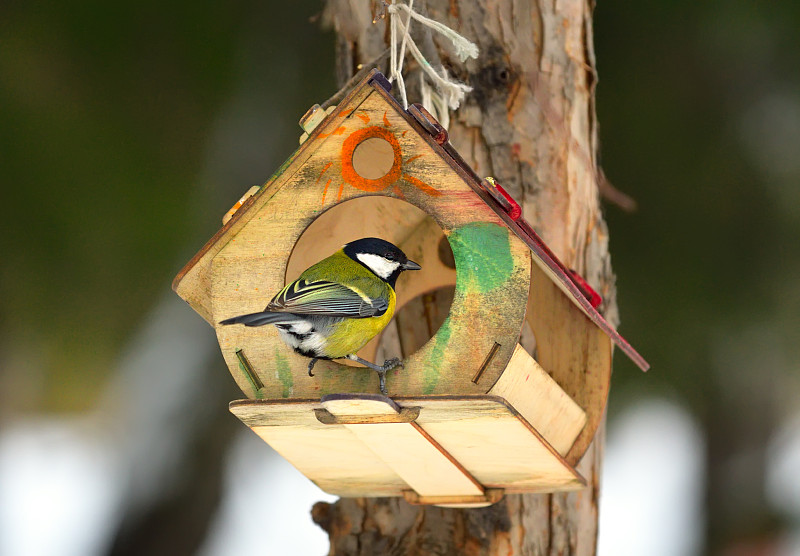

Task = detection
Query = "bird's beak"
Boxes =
[402,260,421,271]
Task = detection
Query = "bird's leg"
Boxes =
[347,355,403,396]
[308,357,319,377]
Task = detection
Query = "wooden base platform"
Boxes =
[230,393,586,507]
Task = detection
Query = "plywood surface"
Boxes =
[230,395,585,499]
[488,344,587,456]
[527,261,613,466]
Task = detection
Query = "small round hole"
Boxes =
[352,137,395,180]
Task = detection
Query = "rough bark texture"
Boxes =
[316,1,616,553]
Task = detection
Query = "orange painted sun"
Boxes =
[317,110,440,204]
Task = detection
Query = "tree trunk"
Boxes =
[315,1,616,554]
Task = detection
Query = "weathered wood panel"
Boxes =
[178,77,532,399]
[527,261,612,466]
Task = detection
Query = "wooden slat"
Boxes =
[321,393,402,416]
[412,397,585,492]
[343,422,483,497]
[323,395,484,497]
[488,344,586,455]
[402,489,504,508]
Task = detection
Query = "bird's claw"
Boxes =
[346,355,403,396]
[308,358,319,377]
[376,358,403,395]
[376,368,388,396]
[381,357,403,371]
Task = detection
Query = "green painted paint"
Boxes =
[348,364,373,393]
[448,222,514,294]
[274,349,293,398]
[424,316,451,394]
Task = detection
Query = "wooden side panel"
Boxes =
[527,261,613,466]
[170,86,373,325]
[488,344,586,456]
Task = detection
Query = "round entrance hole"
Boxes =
[286,196,456,364]
[352,137,395,180]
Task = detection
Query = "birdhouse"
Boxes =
[173,70,648,508]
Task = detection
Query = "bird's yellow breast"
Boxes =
[295,248,398,359]
[320,287,396,358]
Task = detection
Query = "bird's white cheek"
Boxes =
[356,253,401,279]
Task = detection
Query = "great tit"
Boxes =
[219,237,421,395]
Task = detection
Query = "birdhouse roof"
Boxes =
[173,69,648,372]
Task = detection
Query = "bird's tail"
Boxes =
[219,311,301,327]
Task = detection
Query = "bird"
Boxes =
[219,237,421,395]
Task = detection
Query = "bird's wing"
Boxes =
[266,279,388,318]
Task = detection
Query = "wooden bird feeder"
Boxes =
[173,70,649,508]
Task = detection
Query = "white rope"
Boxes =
[420,74,450,129]
[391,13,472,110]
[389,2,478,62]
[388,0,414,108]
[386,0,479,115]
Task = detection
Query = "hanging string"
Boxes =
[389,2,478,63]
[386,0,479,118]
[388,0,414,108]
[420,74,450,129]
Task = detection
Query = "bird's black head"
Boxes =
[343,237,421,288]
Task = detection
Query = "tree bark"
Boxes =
[316,1,616,554]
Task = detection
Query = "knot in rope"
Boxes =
[386,0,479,126]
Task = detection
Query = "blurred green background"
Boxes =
[0,1,334,413]
[1,1,799,555]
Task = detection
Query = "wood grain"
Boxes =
[488,343,587,456]
[342,422,484,497]
[527,262,612,466]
